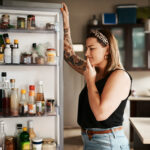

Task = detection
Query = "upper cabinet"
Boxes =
[87,24,150,71]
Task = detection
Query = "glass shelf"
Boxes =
[0,111,57,118]
[0,28,56,34]
[0,63,57,66]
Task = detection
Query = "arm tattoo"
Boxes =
[64,28,86,73]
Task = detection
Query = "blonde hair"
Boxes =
[106,33,124,74]
[87,29,124,76]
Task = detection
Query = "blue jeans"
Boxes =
[81,126,129,150]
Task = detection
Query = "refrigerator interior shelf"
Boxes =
[0,111,57,118]
[0,28,56,34]
[0,63,57,66]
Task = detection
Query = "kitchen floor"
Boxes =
[64,128,134,150]
[64,128,83,150]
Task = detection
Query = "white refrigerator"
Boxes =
[0,2,64,150]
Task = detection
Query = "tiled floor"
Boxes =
[64,128,134,150]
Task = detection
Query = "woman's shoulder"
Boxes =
[107,68,132,83]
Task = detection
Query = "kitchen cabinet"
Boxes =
[129,97,150,149]
[0,4,63,150]
[87,24,150,71]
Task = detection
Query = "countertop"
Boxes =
[129,96,150,101]
[130,117,150,144]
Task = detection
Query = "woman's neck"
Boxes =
[95,60,108,81]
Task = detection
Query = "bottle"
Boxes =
[36,81,45,115]
[90,15,99,26]
[0,72,7,89]
[5,136,15,150]
[14,124,22,150]
[10,79,15,89]
[28,120,36,149]
[32,43,38,64]
[0,47,4,64]
[0,72,7,116]
[13,39,20,64]
[10,88,19,116]
[4,38,11,64]
[0,121,5,150]
[2,80,10,117]
[20,127,30,150]
[19,89,28,116]
[28,85,36,116]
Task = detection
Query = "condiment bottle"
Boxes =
[13,39,20,64]
[10,88,19,117]
[19,89,28,116]
[36,81,45,115]
[0,72,7,116]
[10,79,15,89]
[32,43,38,64]
[20,127,30,150]
[28,120,36,149]
[4,38,11,64]
[14,124,22,150]
[0,47,4,64]
[28,85,36,116]
[0,121,5,150]
[2,80,10,117]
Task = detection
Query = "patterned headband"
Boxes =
[90,29,109,45]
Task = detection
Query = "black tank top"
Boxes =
[77,69,132,128]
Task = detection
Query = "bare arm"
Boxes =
[88,70,131,121]
[85,62,131,121]
[61,3,86,75]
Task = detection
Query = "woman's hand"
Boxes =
[61,3,70,29]
[84,58,96,85]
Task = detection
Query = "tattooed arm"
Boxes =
[61,3,86,75]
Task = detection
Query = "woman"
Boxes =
[61,3,132,150]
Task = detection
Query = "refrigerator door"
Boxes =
[0,3,64,150]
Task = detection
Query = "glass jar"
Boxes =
[32,138,43,150]
[46,48,56,64]
[5,136,15,150]
[27,15,35,30]
[1,14,9,29]
[17,17,25,29]
[42,138,56,150]
[21,53,32,64]
[46,99,55,115]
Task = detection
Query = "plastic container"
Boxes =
[116,5,137,24]
[32,138,43,150]
[42,138,56,150]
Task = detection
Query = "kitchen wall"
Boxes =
[3,0,150,139]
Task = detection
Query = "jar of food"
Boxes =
[21,53,32,64]
[42,138,56,150]
[46,99,55,115]
[46,23,55,30]
[36,56,45,64]
[17,17,25,29]
[46,48,56,64]
[32,138,43,150]
[5,136,15,150]
[27,15,35,30]
[1,14,9,29]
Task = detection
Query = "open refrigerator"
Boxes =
[0,3,64,150]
